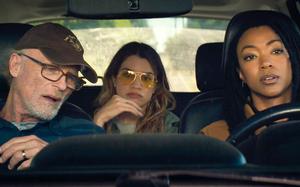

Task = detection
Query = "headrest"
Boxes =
[196,42,224,91]
[0,23,33,57]
[0,23,33,98]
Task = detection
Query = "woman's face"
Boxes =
[237,26,292,101]
[114,55,156,110]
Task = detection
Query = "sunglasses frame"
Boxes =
[117,69,157,88]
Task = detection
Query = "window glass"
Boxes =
[51,18,228,92]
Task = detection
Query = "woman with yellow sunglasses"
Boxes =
[93,42,179,133]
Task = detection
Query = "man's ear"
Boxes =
[8,53,23,78]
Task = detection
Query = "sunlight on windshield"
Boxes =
[60,18,227,92]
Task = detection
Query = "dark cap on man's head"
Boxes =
[15,22,98,83]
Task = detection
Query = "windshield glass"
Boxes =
[53,17,228,92]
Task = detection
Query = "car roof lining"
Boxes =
[0,0,290,23]
[186,0,289,19]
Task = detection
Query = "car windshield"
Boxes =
[50,17,227,92]
[1,0,300,186]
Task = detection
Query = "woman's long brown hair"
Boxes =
[94,41,176,133]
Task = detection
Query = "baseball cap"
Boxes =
[15,22,98,83]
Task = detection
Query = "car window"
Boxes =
[48,17,228,92]
[3,0,300,185]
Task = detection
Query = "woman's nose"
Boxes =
[131,75,143,88]
[260,56,273,70]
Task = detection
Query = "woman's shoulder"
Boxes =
[200,120,230,141]
[165,110,179,120]
[164,110,180,133]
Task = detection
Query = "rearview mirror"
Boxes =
[67,0,193,19]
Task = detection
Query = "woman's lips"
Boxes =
[126,93,142,99]
[260,74,279,85]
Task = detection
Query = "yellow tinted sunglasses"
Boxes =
[117,69,157,88]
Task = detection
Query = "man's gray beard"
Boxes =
[26,101,64,121]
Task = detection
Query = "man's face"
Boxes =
[10,49,78,121]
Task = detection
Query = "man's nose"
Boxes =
[55,75,68,91]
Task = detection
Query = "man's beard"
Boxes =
[25,99,64,121]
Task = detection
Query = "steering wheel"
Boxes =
[226,103,300,146]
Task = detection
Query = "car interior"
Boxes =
[1,0,300,186]
[180,42,224,133]
[0,23,33,99]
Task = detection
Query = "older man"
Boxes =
[0,23,104,171]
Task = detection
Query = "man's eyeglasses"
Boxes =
[17,52,86,91]
[117,69,157,88]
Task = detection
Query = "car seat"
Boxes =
[0,23,91,120]
[180,42,225,133]
[0,23,33,99]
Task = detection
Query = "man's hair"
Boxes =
[94,41,176,133]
